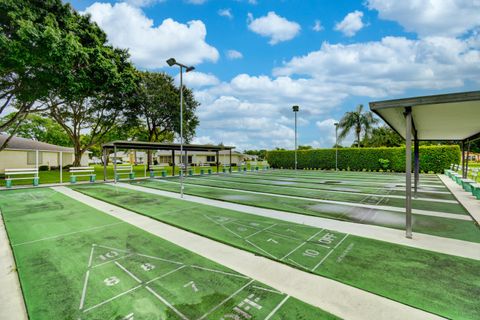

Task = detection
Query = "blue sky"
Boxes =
[69,0,480,150]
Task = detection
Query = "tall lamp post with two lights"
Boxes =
[166,58,195,198]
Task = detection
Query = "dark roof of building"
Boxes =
[0,134,74,152]
[103,140,235,152]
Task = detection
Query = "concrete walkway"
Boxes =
[53,186,443,320]
[115,182,480,260]
[439,174,480,225]
[0,211,28,320]
[151,179,471,221]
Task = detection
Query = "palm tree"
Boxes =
[338,104,378,148]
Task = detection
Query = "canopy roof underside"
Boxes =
[369,91,480,141]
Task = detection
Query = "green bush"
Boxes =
[266,145,460,173]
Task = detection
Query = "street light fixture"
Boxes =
[334,122,339,171]
[167,57,195,198]
[292,105,300,171]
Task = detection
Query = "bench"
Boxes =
[465,169,479,195]
[198,163,211,175]
[69,167,96,183]
[221,164,231,174]
[115,165,135,181]
[179,164,194,176]
[4,168,39,188]
[149,164,168,178]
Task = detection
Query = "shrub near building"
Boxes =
[266,145,460,173]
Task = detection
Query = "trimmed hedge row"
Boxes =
[266,145,460,173]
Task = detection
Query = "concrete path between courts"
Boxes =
[0,210,28,320]
[146,179,471,221]
[114,182,480,261]
[53,186,443,320]
[439,174,480,225]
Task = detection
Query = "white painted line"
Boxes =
[280,242,306,260]
[92,254,133,269]
[115,261,142,283]
[306,229,324,241]
[203,214,243,238]
[146,265,186,284]
[109,183,480,260]
[79,270,90,310]
[244,224,277,239]
[265,295,290,320]
[287,258,309,270]
[145,286,189,320]
[334,234,350,249]
[190,265,250,279]
[83,285,142,313]
[95,244,131,253]
[251,285,283,294]
[198,279,255,320]
[136,253,184,266]
[312,235,349,272]
[12,222,125,247]
[245,239,278,259]
[87,246,95,268]
[156,180,470,221]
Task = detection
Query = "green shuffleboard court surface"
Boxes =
[0,188,337,320]
[205,173,456,201]
[130,179,480,243]
[72,183,480,319]
[166,175,466,215]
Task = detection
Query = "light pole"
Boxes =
[334,122,339,171]
[167,58,195,198]
[292,105,299,170]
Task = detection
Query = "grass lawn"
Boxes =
[0,188,334,319]
[130,178,480,243]
[72,183,480,319]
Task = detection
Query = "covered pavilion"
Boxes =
[369,90,480,238]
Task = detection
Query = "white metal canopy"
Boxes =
[369,91,480,141]
[369,91,480,239]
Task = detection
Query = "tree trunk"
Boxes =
[73,140,83,167]
[357,130,361,148]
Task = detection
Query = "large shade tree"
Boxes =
[362,126,403,147]
[338,104,378,148]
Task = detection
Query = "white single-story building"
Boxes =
[108,149,255,166]
[0,135,89,173]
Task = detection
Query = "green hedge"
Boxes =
[266,145,460,173]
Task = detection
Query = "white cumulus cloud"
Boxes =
[335,10,365,37]
[247,11,301,45]
[366,0,480,37]
[226,49,243,59]
[83,2,219,69]
[176,71,220,88]
[218,8,233,19]
[313,20,324,32]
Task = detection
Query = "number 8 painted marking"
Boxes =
[104,276,120,286]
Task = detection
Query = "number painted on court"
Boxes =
[318,233,336,245]
[104,276,120,286]
[141,263,155,271]
[99,251,119,261]
[267,238,279,244]
[303,249,320,258]
[183,280,199,292]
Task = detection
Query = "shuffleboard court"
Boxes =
[130,179,480,243]
[166,175,467,215]
[0,188,336,320]
[202,173,456,201]
[72,183,480,319]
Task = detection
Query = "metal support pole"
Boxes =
[405,107,413,239]
[294,111,297,170]
[172,150,175,176]
[114,145,117,183]
[180,66,184,198]
[103,148,107,181]
[414,136,419,197]
[461,141,466,178]
[466,141,470,178]
[60,151,63,184]
[35,149,39,170]
[185,150,188,176]
[216,150,219,173]
[229,149,232,172]
[335,124,338,171]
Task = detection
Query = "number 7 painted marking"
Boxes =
[267,238,278,244]
[184,281,199,292]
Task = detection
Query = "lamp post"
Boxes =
[167,58,195,198]
[334,122,339,171]
[292,105,299,170]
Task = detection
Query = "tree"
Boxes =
[0,0,79,148]
[338,104,378,148]
[244,149,267,160]
[362,126,403,147]
[128,71,199,166]
[1,114,71,147]
[298,145,312,150]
